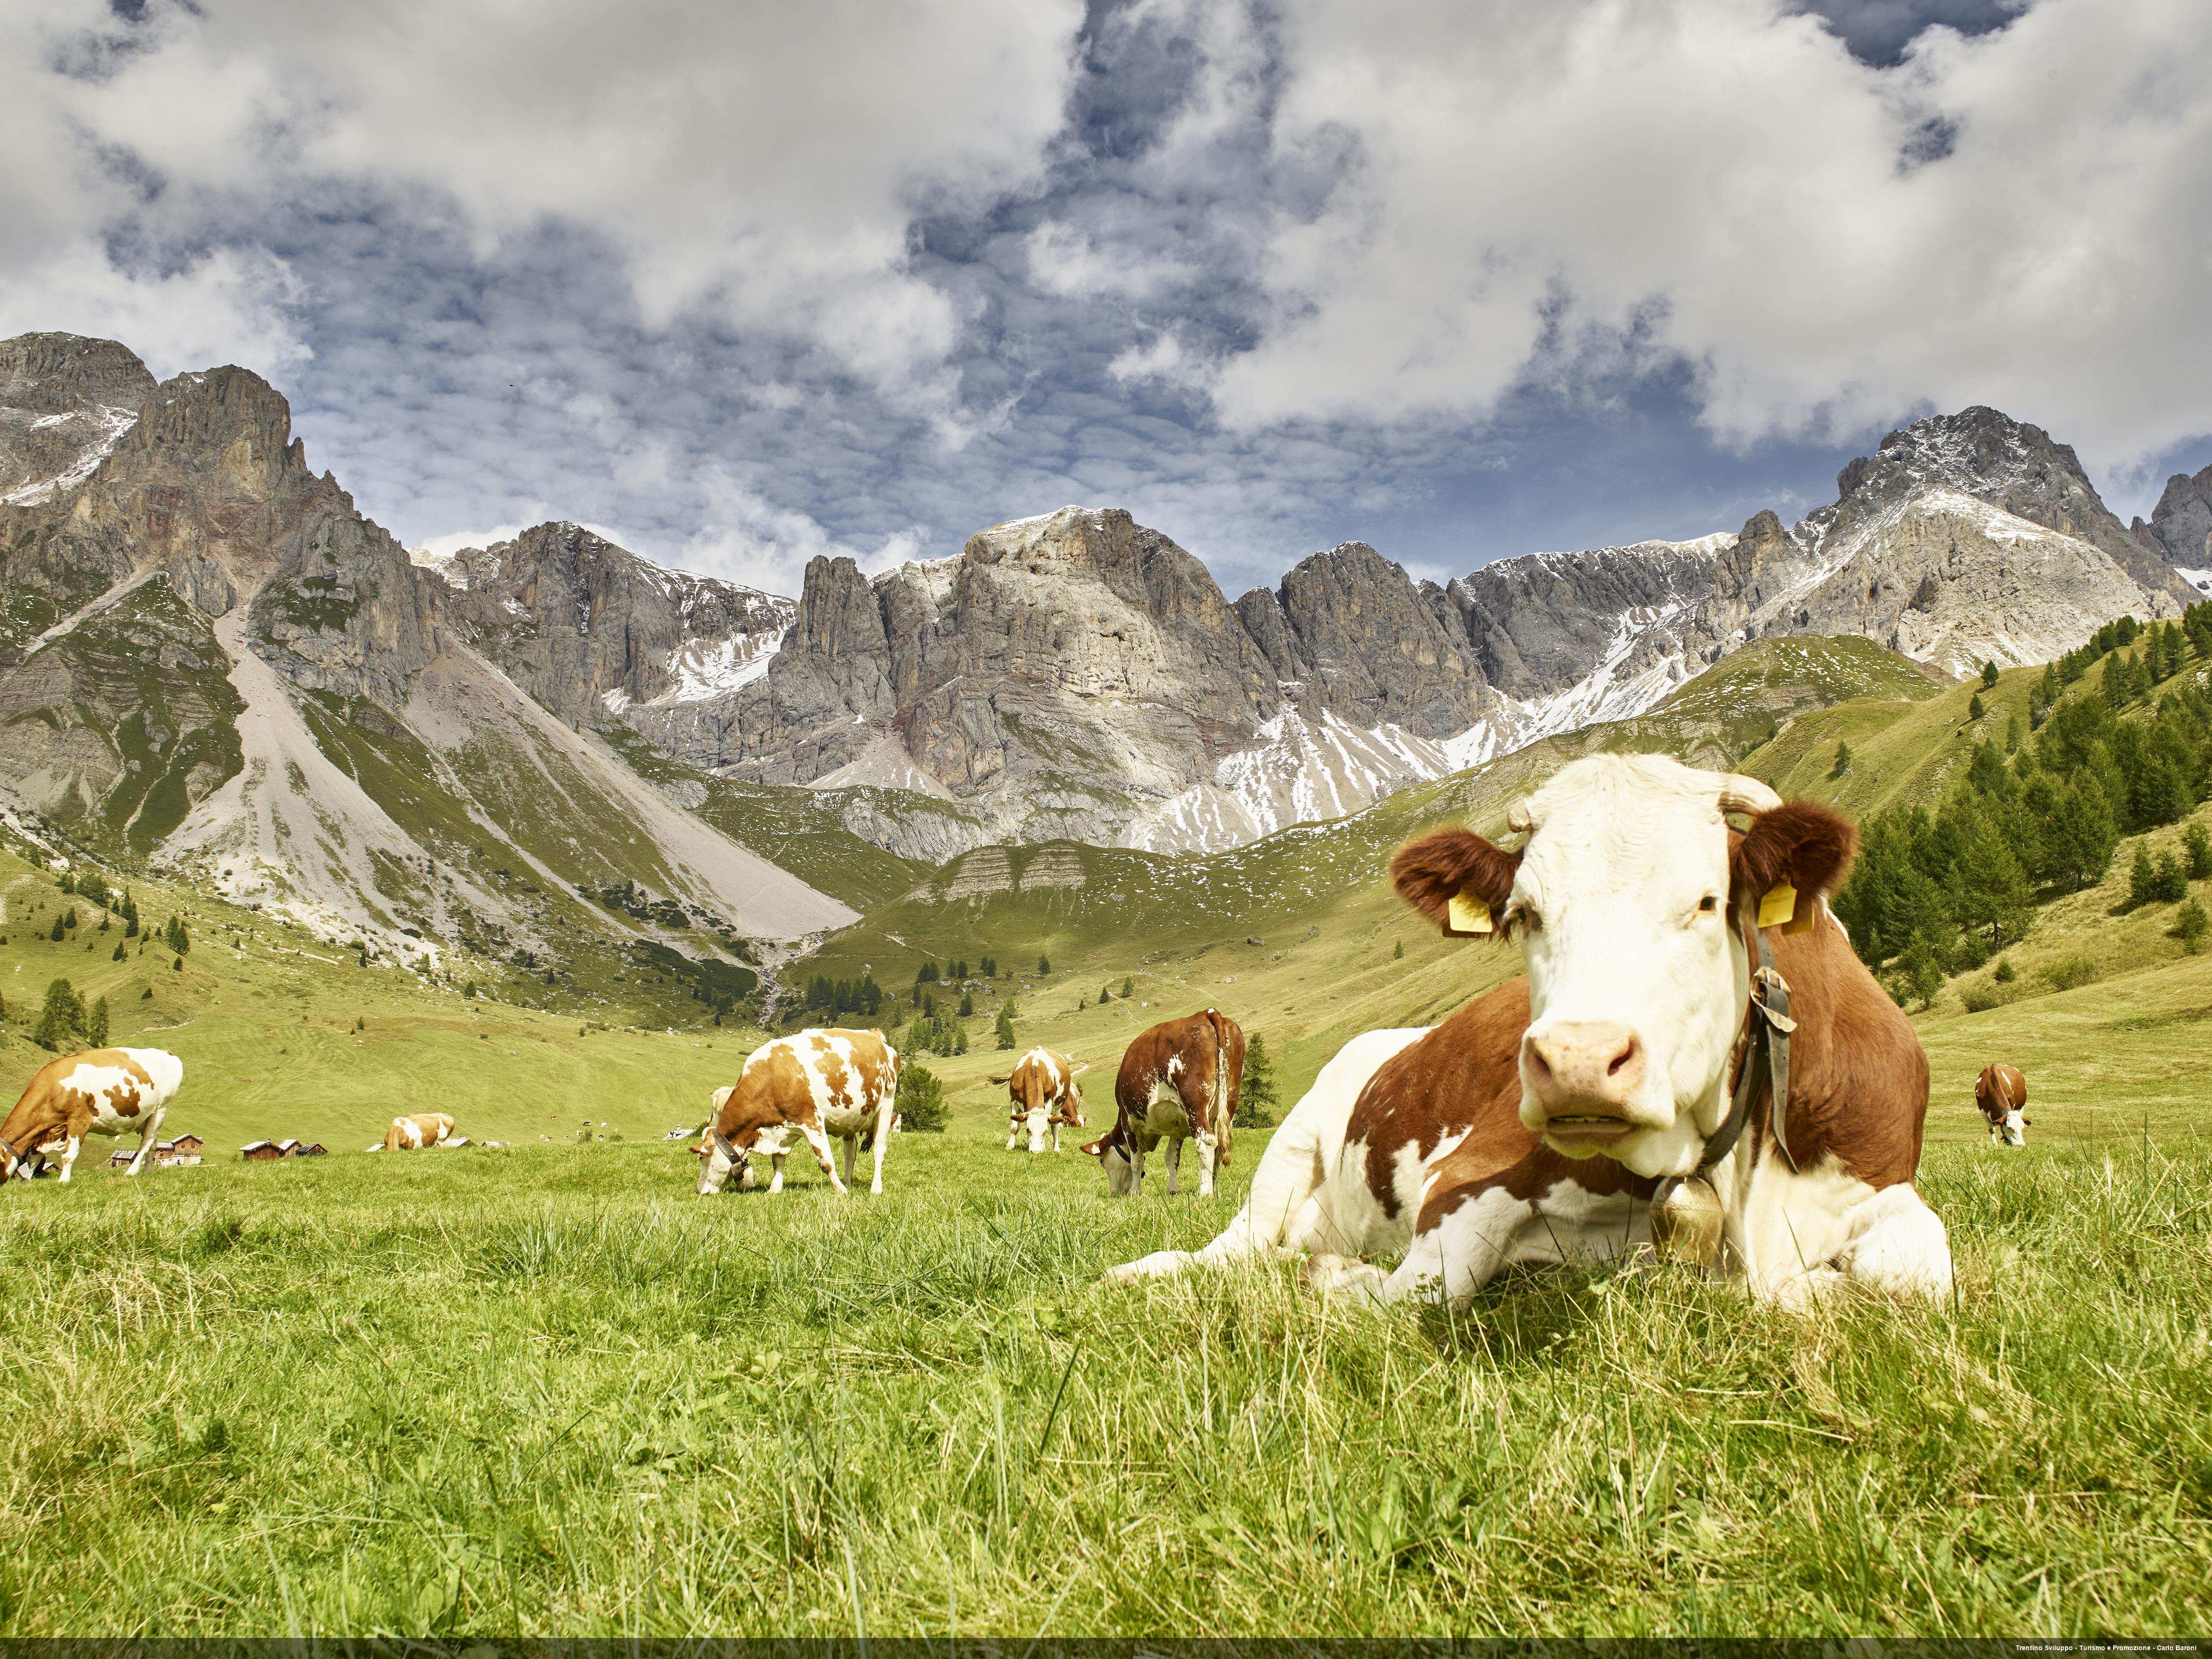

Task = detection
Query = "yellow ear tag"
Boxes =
[1757,883,1799,930]
[1445,888,1494,937]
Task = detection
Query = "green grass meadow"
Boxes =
[6,637,2212,1636]
[1,1120,2206,1637]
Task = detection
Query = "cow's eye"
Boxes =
[1697,895,1720,914]
[1509,903,1540,934]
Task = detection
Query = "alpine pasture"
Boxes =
[3,637,2212,1636]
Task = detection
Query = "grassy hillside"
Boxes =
[0,1123,2204,1636]
[0,842,781,1155]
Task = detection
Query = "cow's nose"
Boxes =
[1524,1022,1645,1118]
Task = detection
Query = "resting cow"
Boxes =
[0,1047,185,1183]
[372,1112,462,1151]
[992,1047,1088,1153]
[1106,754,1952,1307]
[1975,1064,2029,1147]
[1095,1010,1244,1197]
[697,1027,900,1196]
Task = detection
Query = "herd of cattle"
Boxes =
[2,755,2050,1311]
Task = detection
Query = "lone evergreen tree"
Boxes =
[2127,844,2159,910]
[994,1007,1016,1050]
[895,1064,947,1132]
[1037,955,1050,975]
[1393,940,1405,959]
[86,996,108,1048]
[34,978,83,1050]
[1236,1034,1278,1127]
[1968,692,1985,721]
[2185,822,2212,880]
[1981,660,2000,689]
[1120,976,1133,997]
[2173,899,2210,955]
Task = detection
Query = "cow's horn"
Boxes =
[1718,775,1782,815]
[1505,798,1535,833]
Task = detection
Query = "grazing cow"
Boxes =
[991,1047,1088,1153]
[0,1047,184,1184]
[1095,1010,1245,1197]
[374,1113,461,1151]
[697,1027,900,1197]
[1106,754,1952,1307]
[1975,1064,2029,1147]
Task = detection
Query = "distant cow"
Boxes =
[1975,1064,2029,1147]
[0,1047,184,1184]
[991,1047,1088,1153]
[1107,754,1952,1308]
[1095,1010,1244,1197]
[374,1113,461,1151]
[697,1027,900,1197]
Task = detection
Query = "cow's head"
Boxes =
[1090,1126,1143,1195]
[696,1083,748,1195]
[1393,754,1854,1179]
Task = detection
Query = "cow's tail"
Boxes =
[1210,1012,1232,1164]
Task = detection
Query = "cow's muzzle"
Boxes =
[1522,1021,1650,1144]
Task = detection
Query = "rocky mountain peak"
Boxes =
[1811,405,2194,607]
[0,332,159,508]
[424,519,793,727]
[2133,462,2212,577]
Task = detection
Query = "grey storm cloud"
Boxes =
[1,0,2206,599]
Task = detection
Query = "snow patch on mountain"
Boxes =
[0,405,138,506]
[651,627,784,704]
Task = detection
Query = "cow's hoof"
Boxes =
[1104,1250,1190,1284]
[1304,1253,1388,1303]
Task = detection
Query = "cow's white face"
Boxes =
[1392,755,1854,1183]
[1505,759,1748,1178]
[1021,1105,1053,1155]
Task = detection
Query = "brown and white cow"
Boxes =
[1975,1063,2029,1147]
[371,1112,462,1151]
[0,1047,184,1183]
[991,1047,1088,1153]
[1106,753,1952,1307]
[697,1027,900,1196]
[1095,1010,1245,1197]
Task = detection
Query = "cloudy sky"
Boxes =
[5,0,2208,599]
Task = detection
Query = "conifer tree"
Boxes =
[2186,821,2212,881]
[2173,899,2210,955]
[995,1007,1016,1050]
[1236,1034,1278,1127]
[2128,844,2159,910]
[1830,741,1852,778]
[1981,660,1999,689]
[86,996,108,1048]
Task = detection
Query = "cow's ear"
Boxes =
[1391,829,1520,932]
[1730,801,1857,923]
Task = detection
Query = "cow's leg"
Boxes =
[1050,1122,1062,1154]
[868,1098,893,1195]
[1193,1125,1220,1197]
[1162,1136,1182,1195]
[840,1133,856,1186]
[125,1102,168,1175]
[766,1154,785,1194]
[801,1123,849,1194]
[1006,1120,1020,1152]
[1837,1184,1953,1300]
[55,1135,83,1184]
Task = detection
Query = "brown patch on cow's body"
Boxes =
[716,1043,817,1144]
[1974,1063,2027,1125]
[383,1112,456,1150]
[1393,917,1925,1242]
[2,1049,154,1161]
[991,1049,1084,1127]
[1107,1010,1245,1163]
